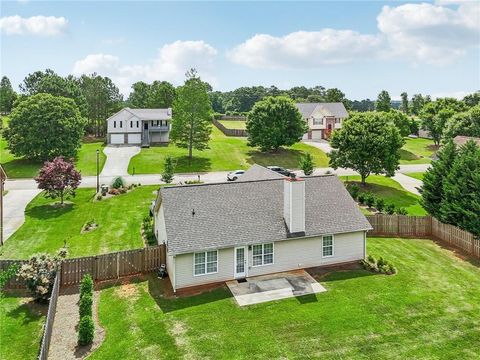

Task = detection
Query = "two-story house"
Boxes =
[106,107,172,147]
[296,103,348,140]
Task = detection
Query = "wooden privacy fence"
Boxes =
[366,214,480,259]
[212,118,247,137]
[0,245,166,289]
[38,273,60,360]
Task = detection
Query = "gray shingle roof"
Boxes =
[126,108,172,120]
[160,175,372,255]
[295,102,348,119]
[453,135,480,147]
[237,164,285,182]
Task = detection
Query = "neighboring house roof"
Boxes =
[106,107,172,121]
[237,164,285,182]
[453,135,480,147]
[295,102,348,119]
[159,174,372,255]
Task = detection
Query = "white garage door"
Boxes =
[128,134,141,144]
[312,130,323,140]
[111,134,124,144]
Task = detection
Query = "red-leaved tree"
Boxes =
[35,157,82,205]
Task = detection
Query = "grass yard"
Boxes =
[218,120,247,129]
[0,135,106,178]
[0,293,47,360]
[128,127,329,174]
[405,172,425,181]
[399,138,437,164]
[0,186,158,259]
[341,175,427,216]
[90,237,480,359]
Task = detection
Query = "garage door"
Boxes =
[111,134,124,144]
[128,134,141,144]
[312,130,323,140]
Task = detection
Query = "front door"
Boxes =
[234,246,247,278]
[144,122,148,130]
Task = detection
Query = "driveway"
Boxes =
[302,139,333,154]
[3,189,41,241]
[392,173,422,196]
[101,146,140,177]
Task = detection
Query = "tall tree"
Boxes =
[411,94,426,115]
[79,74,123,137]
[375,90,392,112]
[420,140,457,218]
[440,141,480,236]
[444,105,480,139]
[463,91,480,107]
[35,156,82,205]
[383,110,411,137]
[4,93,86,160]
[420,98,467,146]
[148,81,176,108]
[330,112,404,185]
[128,81,151,108]
[170,69,213,160]
[246,96,307,152]
[324,88,351,109]
[400,92,409,114]
[0,76,17,113]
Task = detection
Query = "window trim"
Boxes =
[251,243,274,267]
[322,235,334,258]
[313,118,323,125]
[193,250,218,277]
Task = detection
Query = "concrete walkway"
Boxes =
[303,140,333,154]
[392,173,423,196]
[3,189,41,241]
[101,146,140,177]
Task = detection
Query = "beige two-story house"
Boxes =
[296,102,348,140]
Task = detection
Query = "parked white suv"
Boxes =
[227,170,245,181]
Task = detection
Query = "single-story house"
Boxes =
[453,135,480,147]
[296,102,348,140]
[154,165,372,293]
[106,107,172,147]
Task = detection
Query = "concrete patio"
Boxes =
[226,270,326,306]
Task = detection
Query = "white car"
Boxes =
[227,170,245,181]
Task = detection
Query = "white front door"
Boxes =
[234,246,247,278]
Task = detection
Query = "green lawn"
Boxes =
[405,172,425,181]
[0,294,47,360]
[0,186,158,259]
[90,237,480,359]
[341,175,427,216]
[128,127,329,174]
[0,136,106,178]
[399,138,437,164]
[218,120,247,129]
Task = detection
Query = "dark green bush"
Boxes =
[385,203,396,215]
[79,294,93,318]
[364,192,376,208]
[111,176,125,189]
[80,274,93,297]
[78,315,95,346]
[357,193,366,205]
[396,207,408,215]
[361,256,397,275]
[375,198,385,212]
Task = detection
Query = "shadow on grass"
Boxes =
[173,156,212,173]
[295,293,318,304]
[246,147,304,169]
[398,149,421,161]
[2,158,41,178]
[320,270,377,283]
[147,275,232,313]
[25,203,74,220]
[6,298,47,324]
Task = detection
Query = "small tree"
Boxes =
[111,176,125,189]
[35,157,81,205]
[299,153,314,176]
[376,90,391,112]
[0,76,17,113]
[78,316,95,346]
[18,248,67,302]
[170,69,212,161]
[247,96,307,152]
[400,92,409,114]
[330,112,404,185]
[161,155,175,183]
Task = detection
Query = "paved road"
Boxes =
[101,146,140,177]
[392,173,423,196]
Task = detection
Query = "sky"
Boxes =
[1,0,479,100]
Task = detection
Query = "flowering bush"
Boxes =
[18,248,67,302]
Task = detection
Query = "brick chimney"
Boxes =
[284,175,305,235]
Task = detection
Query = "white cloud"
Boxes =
[0,15,68,36]
[228,30,383,69]
[229,1,479,68]
[377,2,480,64]
[431,90,471,99]
[72,40,218,95]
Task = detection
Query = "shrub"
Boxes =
[142,215,156,246]
[108,188,120,195]
[347,184,360,200]
[385,203,396,215]
[78,316,95,346]
[364,192,376,208]
[118,188,127,194]
[361,256,396,275]
[96,194,102,201]
[375,198,385,213]
[299,153,314,176]
[357,192,366,205]
[161,155,175,184]
[111,176,125,189]
[80,274,93,297]
[18,248,67,302]
[396,207,408,215]
[184,180,202,184]
[79,294,93,318]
